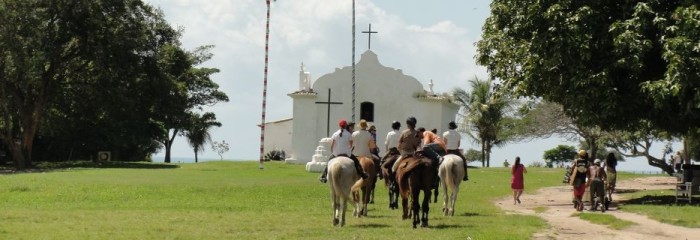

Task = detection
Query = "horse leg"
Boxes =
[332,194,340,226]
[450,186,459,216]
[340,197,347,227]
[411,186,421,228]
[422,188,431,227]
[442,179,449,216]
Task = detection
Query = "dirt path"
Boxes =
[496,176,700,240]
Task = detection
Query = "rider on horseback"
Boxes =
[319,119,369,183]
[391,117,421,173]
[443,121,469,181]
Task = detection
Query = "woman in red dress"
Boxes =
[511,157,527,205]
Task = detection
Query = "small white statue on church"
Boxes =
[299,62,312,92]
[428,79,434,94]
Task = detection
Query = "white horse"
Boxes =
[327,156,364,227]
[438,154,465,216]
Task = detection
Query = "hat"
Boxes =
[448,121,457,129]
[594,159,601,164]
[578,149,587,158]
[338,119,347,128]
[359,119,368,129]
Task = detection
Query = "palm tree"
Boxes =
[453,77,516,167]
[185,112,221,163]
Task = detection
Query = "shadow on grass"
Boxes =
[0,161,178,174]
[430,223,468,229]
[614,188,641,194]
[458,212,482,217]
[620,194,697,206]
[353,223,391,228]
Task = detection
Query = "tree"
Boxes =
[0,0,178,169]
[211,140,230,161]
[477,1,700,135]
[603,121,675,175]
[184,112,221,163]
[516,101,604,162]
[453,77,517,167]
[464,148,484,164]
[543,145,577,167]
[152,45,229,163]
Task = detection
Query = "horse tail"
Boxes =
[351,178,364,193]
[443,160,455,193]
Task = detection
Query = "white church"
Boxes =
[260,50,459,171]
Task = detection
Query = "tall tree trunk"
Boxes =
[194,146,199,163]
[485,142,492,168]
[163,129,179,163]
[10,141,25,170]
[481,141,486,167]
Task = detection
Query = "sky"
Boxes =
[145,0,673,172]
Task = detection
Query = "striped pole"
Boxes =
[259,0,272,170]
[351,0,356,122]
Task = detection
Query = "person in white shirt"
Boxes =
[319,119,369,183]
[443,121,468,181]
[384,121,401,156]
[352,119,376,158]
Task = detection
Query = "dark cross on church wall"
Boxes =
[362,24,378,50]
[315,88,343,136]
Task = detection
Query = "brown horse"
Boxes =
[396,155,438,228]
[381,153,400,209]
[352,156,377,217]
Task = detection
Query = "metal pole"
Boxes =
[259,0,272,170]
[351,0,356,122]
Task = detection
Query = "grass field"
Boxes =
[0,161,690,239]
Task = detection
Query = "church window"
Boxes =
[360,102,374,122]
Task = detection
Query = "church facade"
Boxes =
[284,50,459,164]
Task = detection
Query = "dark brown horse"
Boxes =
[352,156,377,217]
[396,155,438,228]
[381,153,400,209]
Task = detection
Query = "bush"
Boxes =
[264,150,286,161]
[528,161,545,168]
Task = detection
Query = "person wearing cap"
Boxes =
[392,117,421,172]
[352,119,377,175]
[587,158,607,211]
[569,150,590,211]
[367,124,381,178]
[443,121,468,181]
[319,119,369,183]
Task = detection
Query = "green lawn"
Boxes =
[617,189,700,228]
[0,161,673,239]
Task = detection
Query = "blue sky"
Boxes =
[145,0,671,172]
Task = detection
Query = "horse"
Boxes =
[380,153,400,209]
[396,154,438,228]
[352,156,377,217]
[438,154,465,216]
[327,156,364,227]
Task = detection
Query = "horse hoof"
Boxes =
[333,219,339,226]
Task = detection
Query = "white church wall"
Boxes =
[287,95,317,164]
[289,50,459,163]
[262,118,293,156]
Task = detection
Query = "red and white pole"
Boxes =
[259,0,272,169]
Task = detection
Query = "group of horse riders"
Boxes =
[319,116,469,184]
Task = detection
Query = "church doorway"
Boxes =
[360,102,374,122]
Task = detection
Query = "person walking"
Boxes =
[511,156,527,205]
[443,121,468,181]
[587,159,607,211]
[569,150,590,211]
